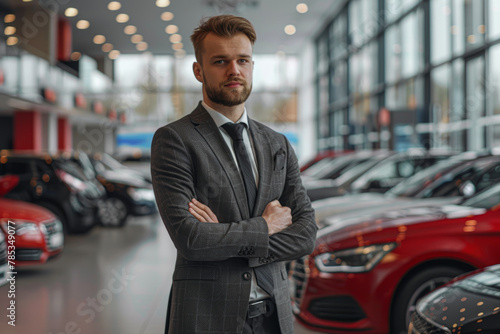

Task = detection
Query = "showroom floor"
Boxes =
[0,211,318,334]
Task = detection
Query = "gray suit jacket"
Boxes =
[151,102,317,333]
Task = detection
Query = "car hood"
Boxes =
[316,202,486,241]
[0,198,55,223]
[316,196,462,229]
[416,264,500,332]
[101,170,152,188]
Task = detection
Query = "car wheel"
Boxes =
[97,196,128,227]
[390,266,466,334]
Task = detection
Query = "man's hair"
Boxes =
[190,15,257,63]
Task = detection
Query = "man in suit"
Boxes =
[151,15,317,333]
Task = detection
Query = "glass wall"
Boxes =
[315,0,500,151]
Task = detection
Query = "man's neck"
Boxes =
[203,99,245,123]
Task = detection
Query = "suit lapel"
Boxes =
[189,103,250,219]
[248,119,274,217]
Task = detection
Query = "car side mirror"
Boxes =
[460,180,476,198]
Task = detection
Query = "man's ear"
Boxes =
[193,62,203,83]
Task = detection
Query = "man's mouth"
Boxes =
[224,81,243,88]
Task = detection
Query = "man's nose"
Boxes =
[227,60,240,76]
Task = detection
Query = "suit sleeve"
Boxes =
[249,137,318,267]
[151,125,270,262]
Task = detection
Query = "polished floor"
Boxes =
[0,213,319,334]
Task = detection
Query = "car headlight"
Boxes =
[315,243,397,273]
[127,187,155,201]
[0,220,40,236]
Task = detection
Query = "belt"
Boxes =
[247,299,272,319]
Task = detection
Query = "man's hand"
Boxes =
[189,198,219,223]
[262,200,292,236]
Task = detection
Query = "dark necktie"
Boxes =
[222,122,274,297]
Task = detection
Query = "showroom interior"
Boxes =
[1,0,500,333]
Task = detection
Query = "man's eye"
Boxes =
[214,60,225,64]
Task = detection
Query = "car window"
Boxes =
[0,161,33,176]
[463,183,500,209]
[476,164,500,193]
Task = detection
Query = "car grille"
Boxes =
[0,238,7,265]
[43,220,63,251]
[16,249,42,262]
[290,257,308,309]
[409,311,450,334]
[308,296,366,322]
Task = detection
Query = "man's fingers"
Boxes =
[189,199,219,223]
[189,206,207,222]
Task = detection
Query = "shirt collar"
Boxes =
[202,101,249,128]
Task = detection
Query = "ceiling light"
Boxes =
[116,13,129,23]
[161,12,174,21]
[108,1,121,10]
[102,43,113,52]
[6,36,18,46]
[76,20,90,29]
[165,25,178,34]
[4,26,16,36]
[169,34,182,43]
[284,24,296,35]
[156,0,170,8]
[71,52,81,61]
[136,42,148,51]
[124,25,137,35]
[175,50,186,59]
[93,35,106,44]
[109,50,121,59]
[172,43,183,50]
[22,0,32,2]
[296,3,308,14]
[131,34,143,43]
[65,8,78,17]
[4,14,15,23]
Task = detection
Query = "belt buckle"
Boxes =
[248,300,266,319]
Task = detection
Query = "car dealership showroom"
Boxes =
[1,0,500,333]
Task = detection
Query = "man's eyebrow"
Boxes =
[210,54,252,60]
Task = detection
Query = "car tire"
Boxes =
[390,266,466,334]
[97,196,128,227]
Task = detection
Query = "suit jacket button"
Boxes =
[242,272,251,280]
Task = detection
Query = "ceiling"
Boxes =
[0,0,344,59]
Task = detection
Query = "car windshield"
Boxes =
[387,156,470,197]
[461,183,500,209]
[334,153,391,186]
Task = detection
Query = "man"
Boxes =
[151,15,317,334]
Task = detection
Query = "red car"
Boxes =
[0,176,64,266]
[290,183,500,334]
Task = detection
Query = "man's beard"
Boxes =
[204,75,252,107]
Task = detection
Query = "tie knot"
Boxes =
[222,122,245,141]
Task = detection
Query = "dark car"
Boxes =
[313,152,500,224]
[306,150,453,202]
[409,264,500,334]
[74,152,156,227]
[0,151,104,233]
[290,182,500,334]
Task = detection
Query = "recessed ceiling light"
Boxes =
[284,24,296,35]
[156,0,170,8]
[172,42,183,50]
[4,26,16,36]
[76,20,90,29]
[165,25,178,34]
[136,42,148,51]
[102,43,113,52]
[108,1,121,10]
[4,14,15,23]
[131,34,143,43]
[6,36,18,46]
[169,34,182,43]
[109,50,121,59]
[124,25,137,35]
[93,35,106,44]
[22,0,32,2]
[71,52,81,61]
[161,12,174,21]
[65,8,78,17]
[116,13,129,23]
[296,3,308,14]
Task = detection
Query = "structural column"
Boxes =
[58,116,72,152]
[13,110,42,152]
